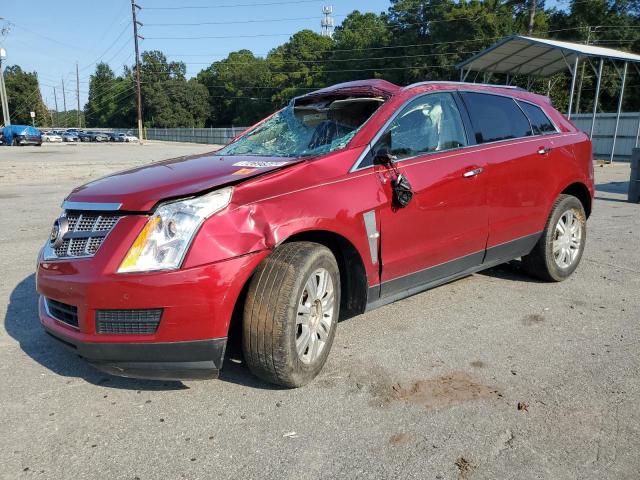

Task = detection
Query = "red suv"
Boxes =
[36,80,594,386]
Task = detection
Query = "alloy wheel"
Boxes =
[553,209,582,268]
[296,268,335,364]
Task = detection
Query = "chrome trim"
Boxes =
[463,167,483,177]
[42,214,123,261]
[350,92,443,173]
[459,89,560,135]
[368,230,544,289]
[404,81,524,91]
[363,210,379,265]
[42,296,80,331]
[350,89,565,173]
[514,97,561,135]
[62,201,122,211]
[42,240,93,261]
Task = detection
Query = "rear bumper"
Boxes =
[44,323,226,380]
[16,135,42,145]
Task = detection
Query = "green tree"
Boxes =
[197,50,274,126]
[139,51,209,128]
[3,65,50,127]
[327,11,392,84]
[267,30,334,106]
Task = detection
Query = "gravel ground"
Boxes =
[1,142,639,480]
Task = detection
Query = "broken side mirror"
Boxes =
[373,145,395,166]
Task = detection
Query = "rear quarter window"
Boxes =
[516,101,558,135]
[461,92,532,144]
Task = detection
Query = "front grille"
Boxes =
[96,309,163,335]
[53,212,122,258]
[46,298,79,328]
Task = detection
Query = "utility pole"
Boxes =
[0,48,10,126]
[76,62,81,128]
[62,78,67,128]
[53,87,59,127]
[527,0,537,35]
[131,0,144,143]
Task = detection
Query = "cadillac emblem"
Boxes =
[50,217,69,248]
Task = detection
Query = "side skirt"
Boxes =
[366,232,541,311]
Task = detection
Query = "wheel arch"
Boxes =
[560,182,592,218]
[225,229,370,354]
[280,230,369,321]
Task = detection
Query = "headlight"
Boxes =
[117,187,233,273]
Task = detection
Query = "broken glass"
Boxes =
[218,97,382,158]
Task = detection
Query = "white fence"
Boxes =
[145,127,247,145]
[571,112,640,160]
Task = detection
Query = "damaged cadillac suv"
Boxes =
[36,80,594,387]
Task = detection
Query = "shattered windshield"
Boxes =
[218,97,383,158]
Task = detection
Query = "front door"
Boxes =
[370,92,489,300]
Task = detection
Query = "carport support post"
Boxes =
[589,59,604,140]
[610,62,628,164]
[567,56,579,119]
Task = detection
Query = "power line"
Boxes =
[152,26,591,50]
[78,23,131,73]
[144,0,324,10]
[145,14,346,27]
[171,50,482,66]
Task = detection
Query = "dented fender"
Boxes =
[182,152,383,287]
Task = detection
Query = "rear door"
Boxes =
[365,92,489,299]
[459,92,551,263]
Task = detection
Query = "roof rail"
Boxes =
[403,81,525,91]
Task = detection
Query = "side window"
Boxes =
[375,92,467,162]
[461,92,532,144]
[517,101,557,135]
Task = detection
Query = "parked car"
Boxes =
[36,80,594,387]
[2,125,42,146]
[118,132,138,142]
[42,131,63,142]
[62,132,79,142]
[78,130,108,142]
[93,132,110,142]
[106,132,121,142]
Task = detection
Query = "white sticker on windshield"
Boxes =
[232,160,290,168]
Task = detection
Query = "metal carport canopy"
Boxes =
[456,35,640,77]
[456,35,640,162]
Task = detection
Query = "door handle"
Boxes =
[463,167,483,178]
[537,146,552,155]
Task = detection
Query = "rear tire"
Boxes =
[242,242,340,387]
[522,194,586,282]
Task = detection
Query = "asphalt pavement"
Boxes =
[1,142,638,479]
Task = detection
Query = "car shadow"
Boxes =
[5,274,282,391]
[594,196,631,204]
[476,260,545,284]
[595,181,628,194]
[4,274,187,390]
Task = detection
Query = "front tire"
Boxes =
[242,242,340,387]
[522,194,586,282]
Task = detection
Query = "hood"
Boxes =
[66,153,303,212]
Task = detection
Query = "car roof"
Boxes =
[402,81,550,106]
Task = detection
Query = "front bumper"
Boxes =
[43,320,226,380]
[37,249,269,380]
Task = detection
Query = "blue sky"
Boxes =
[1,0,565,109]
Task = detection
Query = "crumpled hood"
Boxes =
[66,153,303,211]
